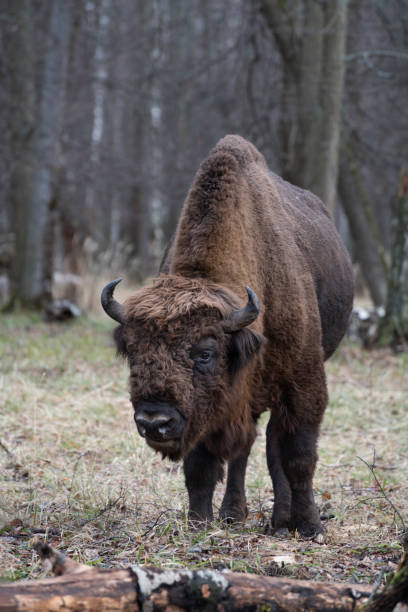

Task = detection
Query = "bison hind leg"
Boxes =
[280,427,324,538]
[266,414,324,538]
[266,414,292,532]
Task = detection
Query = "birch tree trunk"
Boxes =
[84,0,111,244]
[161,0,196,246]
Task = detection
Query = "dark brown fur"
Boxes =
[115,276,260,462]
[112,135,354,536]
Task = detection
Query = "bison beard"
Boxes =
[102,135,354,537]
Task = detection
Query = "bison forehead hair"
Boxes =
[122,275,239,323]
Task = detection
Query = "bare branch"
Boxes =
[346,49,408,62]
[357,454,406,535]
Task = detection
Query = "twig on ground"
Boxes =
[0,439,13,457]
[0,438,30,480]
[78,491,126,528]
[365,567,388,606]
[357,453,406,535]
[141,509,173,538]
[67,451,90,510]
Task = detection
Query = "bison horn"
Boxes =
[223,286,260,332]
[101,278,124,323]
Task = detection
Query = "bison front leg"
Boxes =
[266,414,292,532]
[219,451,250,524]
[183,442,223,525]
[280,427,323,537]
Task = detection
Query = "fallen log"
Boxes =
[0,540,406,612]
[360,547,408,612]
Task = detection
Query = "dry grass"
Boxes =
[0,313,407,585]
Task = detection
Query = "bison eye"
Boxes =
[194,349,217,374]
[191,338,219,374]
[198,350,211,363]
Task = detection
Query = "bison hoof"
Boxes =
[267,525,290,537]
[269,512,324,539]
[188,513,213,531]
[271,508,291,533]
[189,521,210,532]
[219,505,248,525]
[290,519,325,539]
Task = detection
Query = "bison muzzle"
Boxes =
[102,135,354,537]
[133,399,184,442]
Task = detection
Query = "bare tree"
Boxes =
[314,0,348,213]
[377,169,408,347]
[10,0,70,307]
[8,0,35,305]
[259,0,348,214]
[338,137,388,306]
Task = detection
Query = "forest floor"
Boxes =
[0,313,407,586]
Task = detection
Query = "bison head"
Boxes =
[101,276,264,461]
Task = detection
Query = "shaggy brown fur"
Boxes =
[109,135,354,536]
[117,276,260,461]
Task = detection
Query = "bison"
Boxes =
[101,135,353,537]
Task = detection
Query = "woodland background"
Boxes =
[1,0,408,588]
[0,0,407,332]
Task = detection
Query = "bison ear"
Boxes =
[113,325,127,358]
[228,328,265,376]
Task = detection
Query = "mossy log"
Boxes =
[359,549,408,612]
[0,541,407,612]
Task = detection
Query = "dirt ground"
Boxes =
[0,314,407,585]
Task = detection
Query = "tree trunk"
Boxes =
[9,0,35,307]
[338,146,388,306]
[84,0,111,245]
[291,0,324,189]
[106,2,126,253]
[0,542,374,612]
[161,0,196,247]
[258,0,301,181]
[259,0,348,216]
[3,541,408,611]
[313,0,348,215]
[0,569,374,612]
[129,2,155,279]
[11,0,70,308]
[377,169,408,348]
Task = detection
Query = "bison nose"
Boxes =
[134,414,172,440]
[133,401,184,441]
